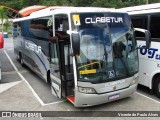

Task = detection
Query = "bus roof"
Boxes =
[13,6,127,22]
[19,5,48,17]
[118,3,160,15]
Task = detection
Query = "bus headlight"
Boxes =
[130,77,138,86]
[78,87,96,94]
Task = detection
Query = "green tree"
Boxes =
[3,20,11,32]
[0,0,160,10]
[39,0,70,6]
[0,6,8,33]
[70,0,95,6]
[148,0,160,3]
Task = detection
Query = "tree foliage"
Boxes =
[3,19,11,32]
[0,6,8,32]
[0,0,160,10]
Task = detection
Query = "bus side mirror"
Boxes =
[71,33,80,56]
[0,33,4,49]
[145,30,151,49]
[134,28,151,49]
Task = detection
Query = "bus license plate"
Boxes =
[108,94,120,100]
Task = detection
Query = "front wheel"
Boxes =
[154,77,160,98]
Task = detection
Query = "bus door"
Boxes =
[50,14,74,99]
[58,37,74,100]
[49,39,62,98]
[55,14,74,100]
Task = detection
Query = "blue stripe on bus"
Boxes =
[34,52,47,72]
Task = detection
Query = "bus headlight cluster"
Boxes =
[130,77,138,86]
[78,87,96,94]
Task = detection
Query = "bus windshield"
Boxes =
[71,12,138,83]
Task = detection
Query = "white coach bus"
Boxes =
[13,6,150,107]
[119,3,160,98]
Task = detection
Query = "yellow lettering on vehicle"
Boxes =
[80,69,96,74]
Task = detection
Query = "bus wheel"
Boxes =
[47,70,51,84]
[19,53,24,67]
[154,77,160,98]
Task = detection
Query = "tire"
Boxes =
[19,53,25,67]
[154,77,160,98]
[17,54,20,60]
[47,70,51,84]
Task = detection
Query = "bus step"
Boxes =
[67,96,75,104]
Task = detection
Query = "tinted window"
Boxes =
[13,22,20,37]
[29,16,53,40]
[150,15,160,38]
[54,14,69,39]
[131,16,148,37]
[20,17,53,57]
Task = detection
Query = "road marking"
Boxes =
[2,70,28,75]
[2,48,14,51]
[43,100,66,106]
[6,48,13,51]
[4,50,45,106]
[4,50,65,106]
[0,81,22,93]
[136,92,160,104]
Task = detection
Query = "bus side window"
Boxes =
[150,15,160,39]
[54,15,69,40]
[62,19,69,33]
[13,22,21,37]
[131,16,148,38]
[29,17,53,40]
[13,23,18,37]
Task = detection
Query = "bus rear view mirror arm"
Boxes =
[134,28,151,49]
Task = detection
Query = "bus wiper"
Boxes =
[103,43,108,76]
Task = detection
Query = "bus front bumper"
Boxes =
[74,83,138,107]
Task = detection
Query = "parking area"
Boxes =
[0,38,160,119]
